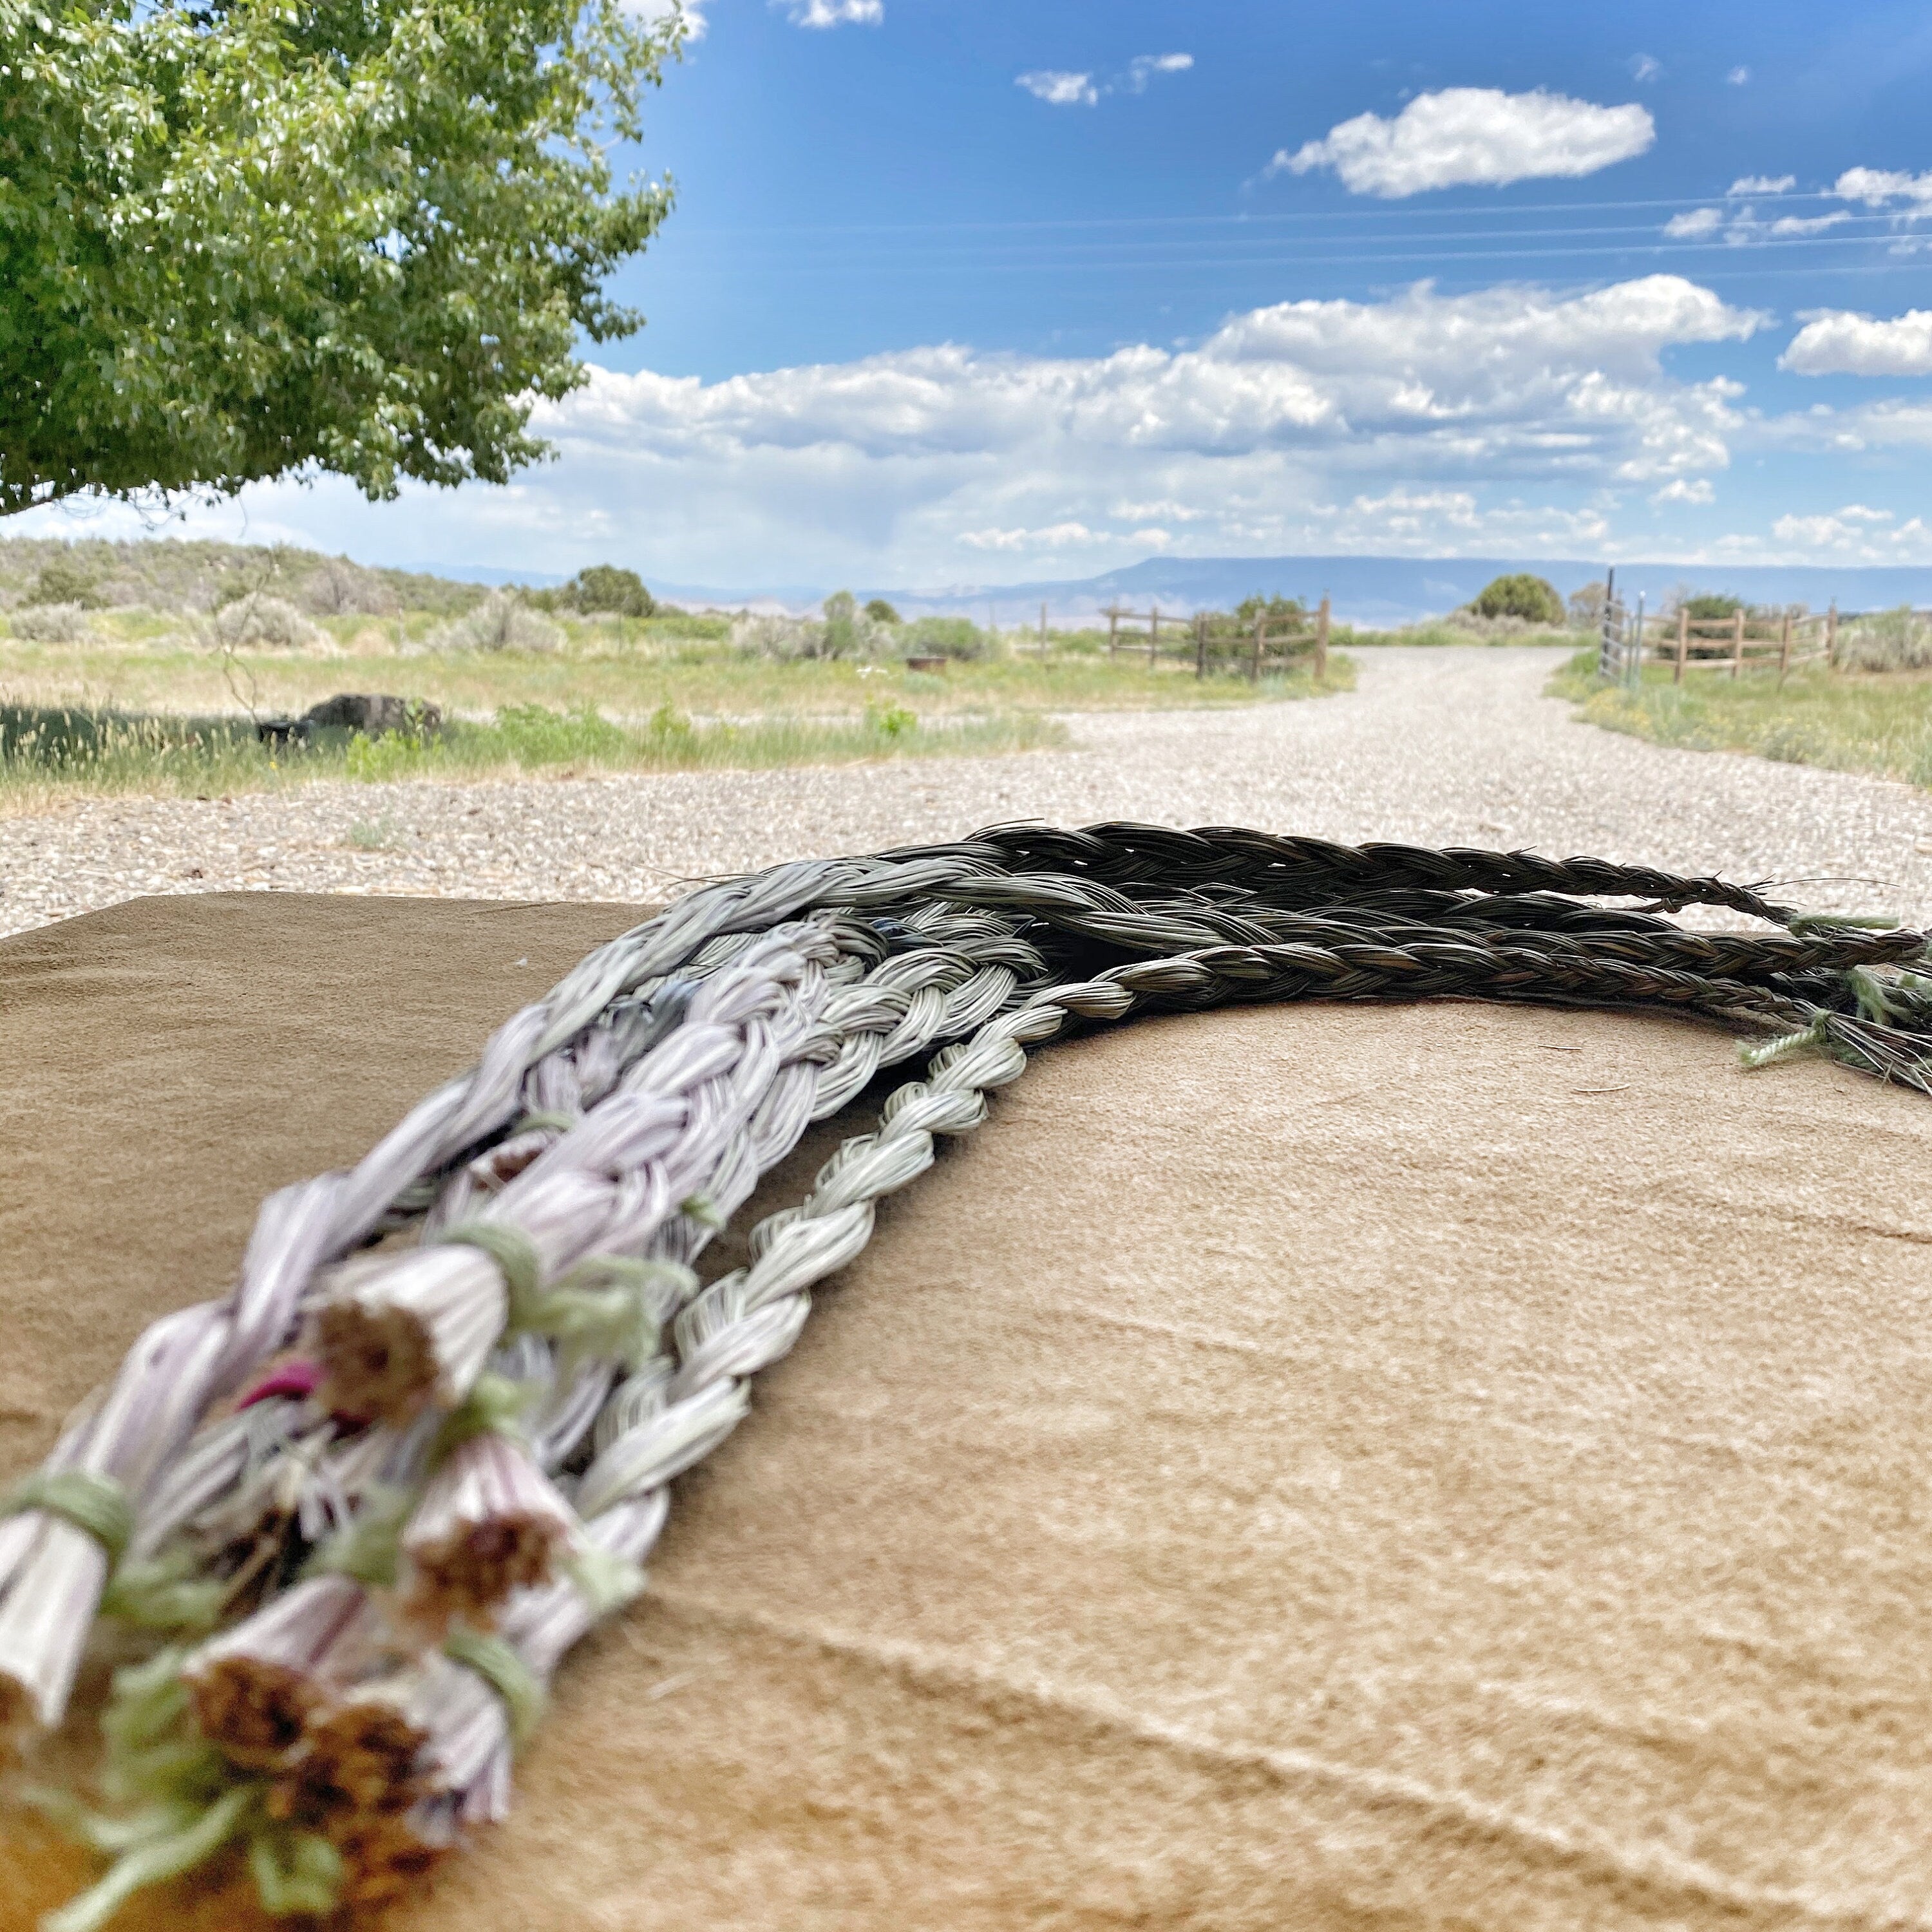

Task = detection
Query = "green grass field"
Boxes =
[0,602,1354,811]
[1549,648,1932,788]
[0,609,1352,723]
[0,698,1072,811]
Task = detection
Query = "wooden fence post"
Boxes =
[1195,611,1207,679]
[1777,612,1792,686]
[1732,607,1745,679]
[1107,607,1119,661]
[1675,608,1688,684]
[1315,594,1330,679]
[1039,602,1048,656]
[1149,603,1160,667]
[1250,616,1264,685]
[1827,602,1838,668]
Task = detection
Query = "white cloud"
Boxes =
[621,0,705,32]
[481,274,1755,575]
[1019,55,1188,106]
[1767,211,1850,236]
[44,276,1770,581]
[1651,477,1714,505]
[1728,174,1794,195]
[1110,498,1209,524]
[1726,65,1750,85]
[1667,202,1850,247]
[961,522,1107,551]
[1781,307,1932,375]
[1016,70,1097,107]
[780,0,881,26]
[1769,504,1917,554]
[1830,166,1932,211]
[1126,52,1193,92]
[1274,88,1654,197]
[1631,53,1662,82]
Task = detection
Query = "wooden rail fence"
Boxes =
[1104,596,1331,682]
[1597,576,1848,690]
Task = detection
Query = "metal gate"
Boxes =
[1596,569,1645,686]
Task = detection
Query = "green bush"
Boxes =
[903,615,989,661]
[1758,718,1830,764]
[569,565,654,618]
[1681,593,1745,621]
[345,730,428,782]
[488,703,629,764]
[864,598,902,625]
[1471,574,1564,624]
[1233,593,1307,630]
[822,591,862,659]
[27,553,102,607]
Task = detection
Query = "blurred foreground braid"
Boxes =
[4,823,1929,1930]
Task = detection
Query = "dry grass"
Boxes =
[0,609,1354,725]
[1551,649,1932,788]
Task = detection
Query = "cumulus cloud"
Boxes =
[1767,504,1929,556]
[961,522,1108,551]
[1665,202,1850,247]
[54,276,1772,581]
[1274,88,1654,196]
[1126,52,1193,91]
[780,0,881,26]
[1728,174,1794,195]
[1651,477,1714,505]
[458,274,1758,576]
[1016,70,1097,106]
[1726,65,1750,85]
[1831,166,1932,210]
[1781,307,1932,375]
[1630,53,1662,82]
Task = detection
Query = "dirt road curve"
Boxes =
[5,646,1929,936]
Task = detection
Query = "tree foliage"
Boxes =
[1233,593,1308,630]
[863,598,900,625]
[0,0,684,516]
[1682,592,1745,621]
[1470,573,1564,624]
[569,564,654,617]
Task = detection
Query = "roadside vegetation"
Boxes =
[1550,638,1932,790]
[0,538,1352,808]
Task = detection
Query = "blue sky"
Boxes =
[30,0,1932,588]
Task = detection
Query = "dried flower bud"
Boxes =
[399,1434,578,1631]
[184,1575,384,1768]
[313,1248,506,1423]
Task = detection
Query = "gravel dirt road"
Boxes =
[6,645,1930,936]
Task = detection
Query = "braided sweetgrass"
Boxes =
[3,823,1928,1929]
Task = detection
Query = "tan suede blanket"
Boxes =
[4,893,1931,1931]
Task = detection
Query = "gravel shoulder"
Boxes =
[6,646,1931,936]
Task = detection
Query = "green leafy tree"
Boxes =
[1470,574,1564,624]
[570,565,654,617]
[1567,582,1608,630]
[822,589,861,658]
[27,552,102,607]
[1,0,684,516]
[863,598,901,625]
[1233,593,1308,630]
[1682,592,1745,621]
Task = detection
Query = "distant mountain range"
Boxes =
[430,554,1932,628]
